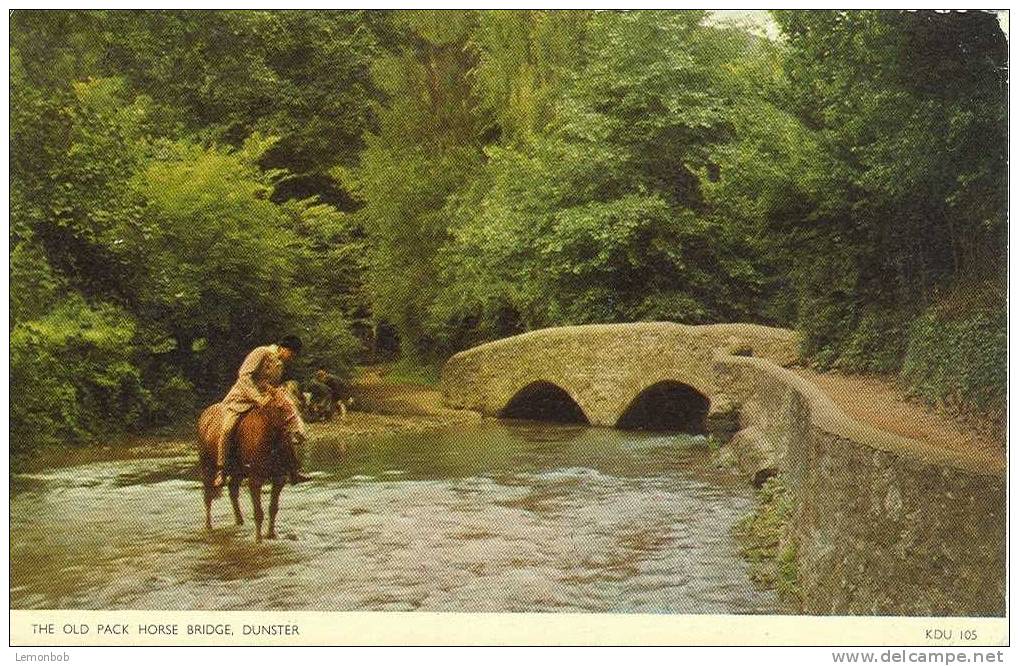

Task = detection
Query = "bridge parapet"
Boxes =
[711,349,1004,615]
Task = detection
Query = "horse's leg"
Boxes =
[249,481,264,542]
[229,477,244,525]
[203,483,214,531]
[266,480,284,539]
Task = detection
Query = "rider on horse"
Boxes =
[213,335,311,488]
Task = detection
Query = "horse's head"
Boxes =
[262,388,306,436]
[281,380,302,403]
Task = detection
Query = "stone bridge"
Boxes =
[440,322,799,431]
[440,321,1005,616]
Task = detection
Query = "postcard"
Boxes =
[8,7,1008,649]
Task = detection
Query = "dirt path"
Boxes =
[309,368,479,442]
[792,367,1004,464]
[348,380,448,417]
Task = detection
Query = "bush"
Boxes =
[835,308,909,374]
[733,475,801,605]
[10,296,149,451]
[797,298,856,370]
[144,372,196,427]
[294,317,363,383]
[10,333,80,453]
[792,251,861,370]
[901,304,1006,415]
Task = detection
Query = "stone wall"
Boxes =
[714,353,1006,616]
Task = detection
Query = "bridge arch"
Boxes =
[498,380,590,424]
[441,322,800,428]
[615,380,710,433]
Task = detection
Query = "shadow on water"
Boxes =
[499,382,590,424]
[616,381,710,434]
[191,531,304,582]
[112,464,199,488]
[495,418,589,443]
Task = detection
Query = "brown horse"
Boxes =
[197,394,299,542]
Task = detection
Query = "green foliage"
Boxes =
[125,138,305,349]
[775,542,801,603]
[423,11,774,354]
[352,10,488,355]
[766,10,1006,376]
[10,296,147,451]
[12,76,150,301]
[144,372,196,428]
[295,318,362,383]
[833,308,908,373]
[703,435,723,451]
[8,10,1008,450]
[901,298,1006,415]
[11,10,391,206]
[10,24,369,450]
[471,11,591,144]
[118,134,366,398]
[733,476,801,605]
[9,241,62,324]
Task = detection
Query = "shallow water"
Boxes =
[10,421,782,613]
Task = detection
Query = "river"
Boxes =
[10,420,782,613]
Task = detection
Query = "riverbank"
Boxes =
[315,366,481,443]
[13,373,474,474]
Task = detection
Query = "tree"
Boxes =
[10,10,390,207]
[471,10,591,144]
[427,11,773,351]
[350,10,488,355]
[768,10,1007,369]
[9,52,364,448]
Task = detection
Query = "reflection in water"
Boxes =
[497,419,589,443]
[10,422,783,613]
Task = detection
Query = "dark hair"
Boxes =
[278,335,303,354]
